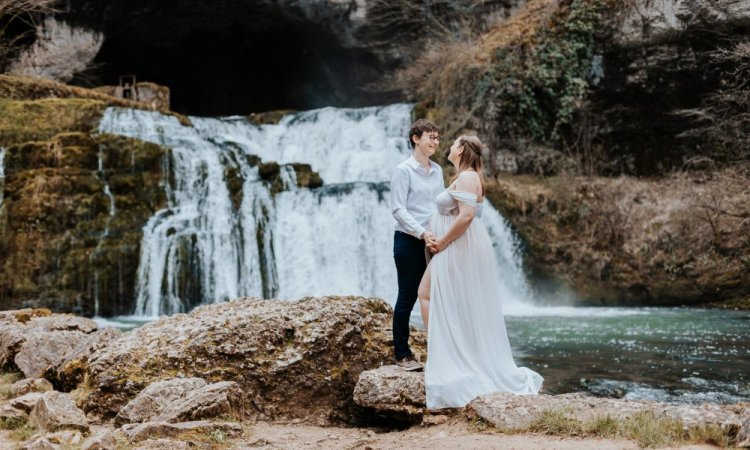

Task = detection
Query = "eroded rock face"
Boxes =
[29,391,89,433]
[152,381,244,423]
[487,168,750,307]
[353,365,425,421]
[15,332,91,379]
[614,0,750,48]
[11,393,44,413]
[588,0,750,175]
[115,378,207,426]
[53,327,123,391]
[0,310,99,379]
[0,93,170,316]
[9,378,54,397]
[81,296,424,424]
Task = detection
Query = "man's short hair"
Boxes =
[408,119,439,149]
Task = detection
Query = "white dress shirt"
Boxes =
[390,155,444,239]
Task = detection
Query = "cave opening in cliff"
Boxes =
[62,1,394,116]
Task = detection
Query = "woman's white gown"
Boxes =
[425,189,543,409]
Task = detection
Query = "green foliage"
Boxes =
[489,0,606,144]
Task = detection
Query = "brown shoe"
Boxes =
[396,355,423,372]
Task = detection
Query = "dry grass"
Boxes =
[0,415,26,430]
[0,97,108,146]
[398,0,559,143]
[8,423,37,441]
[475,0,559,61]
[0,74,161,109]
[0,75,191,127]
[0,370,22,399]
[519,407,737,448]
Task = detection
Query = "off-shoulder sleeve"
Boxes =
[448,190,478,207]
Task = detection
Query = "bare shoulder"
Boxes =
[455,171,481,195]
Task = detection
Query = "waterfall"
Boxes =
[91,145,118,317]
[0,147,5,210]
[98,104,533,316]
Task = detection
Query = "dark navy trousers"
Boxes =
[392,230,427,360]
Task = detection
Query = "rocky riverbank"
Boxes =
[0,301,748,449]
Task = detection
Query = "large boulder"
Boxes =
[29,391,89,433]
[0,310,99,378]
[115,378,243,426]
[468,392,749,433]
[115,378,207,426]
[9,378,54,397]
[15,331,91,379]
[11,392,44,413]
[152,381,244,423]
[52,327,123,391]
[80,296,425,424]
[353,365,425,421]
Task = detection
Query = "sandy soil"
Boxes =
[235,420,718,450]
[0,397,718,450]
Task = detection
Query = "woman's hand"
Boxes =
[427,238,447,254]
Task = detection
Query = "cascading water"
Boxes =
[70,105,750,405]
[0,147,5,210]
[91,144,117,317]
[97,104,533,317]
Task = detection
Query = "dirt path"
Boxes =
[237,421,718,450]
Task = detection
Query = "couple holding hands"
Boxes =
[390,119,543,410]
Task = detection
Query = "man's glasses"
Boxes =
[426,135,440,142]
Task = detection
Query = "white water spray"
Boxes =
[98,104,534,316]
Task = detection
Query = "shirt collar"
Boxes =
[406,155,436,174]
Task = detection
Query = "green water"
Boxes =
[507,307,750,404]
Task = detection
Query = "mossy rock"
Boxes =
[289,163,323,189]
[0,130,169,315]
[246,109,296,125]
[0,98,108,146]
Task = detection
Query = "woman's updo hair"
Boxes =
[451,135,486,195]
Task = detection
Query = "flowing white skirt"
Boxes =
[425,213,543,409]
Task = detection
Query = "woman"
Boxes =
[418,135,543,409]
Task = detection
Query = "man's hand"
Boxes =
[427,238,446,254]
[421,231,437,247]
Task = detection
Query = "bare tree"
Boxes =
[0,0,57,17]
[676,41,750,163]
[0,0,59,71]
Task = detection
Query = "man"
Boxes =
[390,119,444,371]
